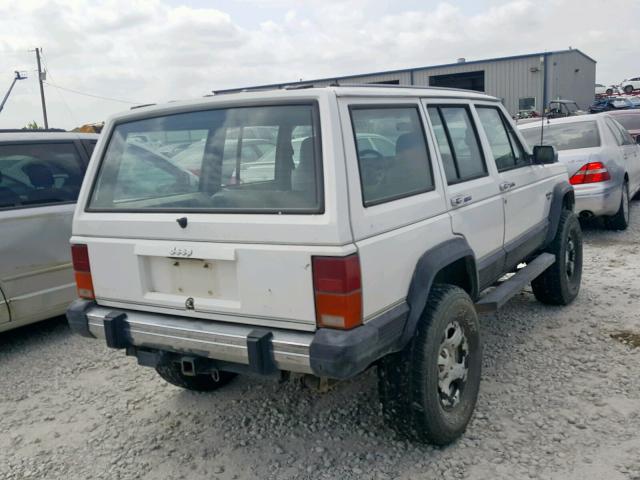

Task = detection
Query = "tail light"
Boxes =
[312,254,362,330]
[71,244,95,299]
[570,162,610,185]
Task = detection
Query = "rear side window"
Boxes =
[0,142,85,209]
[476,106,528,171]
[350,106,434,206]
[608,118,634,145]
[88,104,322,213]
[520,122,601,151]
[427,106,487,183]
[612,114,640,131]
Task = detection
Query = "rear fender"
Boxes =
[401,237,477,345]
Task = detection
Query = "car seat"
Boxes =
[22,162,68,205]
[0,171,20,208]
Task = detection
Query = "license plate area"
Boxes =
[144,257,239,301]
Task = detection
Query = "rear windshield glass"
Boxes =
[520,121,601,151]
[612,114,640,130]
[88,104,322,213]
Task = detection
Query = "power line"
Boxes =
[42,81,140,104]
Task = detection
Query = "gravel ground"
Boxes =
[1,204,639,480]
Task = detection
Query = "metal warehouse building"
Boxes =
[215,49,596,115]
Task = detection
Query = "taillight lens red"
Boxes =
[570,162,611,185]
[312,254,362,330]
[71,244,95,299]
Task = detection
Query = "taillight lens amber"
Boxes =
[71,244,95,299]
[312,254,362,330]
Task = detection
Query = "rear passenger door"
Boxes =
[607,117,640,196]
[341,98,449,321]
[0,140,89,326]
[475,104,556,269]
[423,100,505,289]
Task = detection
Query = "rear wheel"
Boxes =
[532,209,582,305]
[624,85,634,94]
[605,181,630,231]
[156,362,237,391]
[606,88,614,95]
[378,284,481,445]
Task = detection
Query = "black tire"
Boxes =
[624,85,634,94]
[532,209,582,305]
[606,88,614,95]
[156,362,237,391]
[378,284,481,445]
[605,181,630,231]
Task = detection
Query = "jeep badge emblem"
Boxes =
[185,297,195,310]
[169,247,193,257]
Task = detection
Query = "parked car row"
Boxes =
[590,95,640,113]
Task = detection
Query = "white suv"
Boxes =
[620,77,640,94]
[67,86,582,445]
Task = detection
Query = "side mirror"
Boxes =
[532,145,558,164]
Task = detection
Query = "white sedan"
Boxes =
[519,114,640,230]
[595,83,616,96]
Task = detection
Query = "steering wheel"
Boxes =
[358,149,387,188]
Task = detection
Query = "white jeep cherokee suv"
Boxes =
[67,86,582,445]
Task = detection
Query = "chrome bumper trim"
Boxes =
[85,305,313,374]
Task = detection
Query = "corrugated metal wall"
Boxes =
[324,51,594,114]
[546,51,596,110]
[215,51,595,116]
[412,56,545,114]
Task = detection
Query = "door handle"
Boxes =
[451,194,473,207]
[499,181,516,192]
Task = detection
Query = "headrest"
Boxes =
[395,132,422,157]
[22,163,54,189]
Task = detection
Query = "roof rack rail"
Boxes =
[213,83,489,96]
[335,83,485,94]
[130,103,156,110]
[0,128,66,133]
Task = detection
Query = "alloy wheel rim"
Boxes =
[566,235,576,278]
[437,321,469,409]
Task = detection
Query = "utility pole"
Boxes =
[35,48,48,129]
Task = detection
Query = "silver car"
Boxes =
[519,113,640,229]
[0,131,98,332]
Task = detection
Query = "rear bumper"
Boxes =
[67,299,408,379]
[574,182,621,217]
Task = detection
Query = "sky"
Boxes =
[0,0,638,130]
